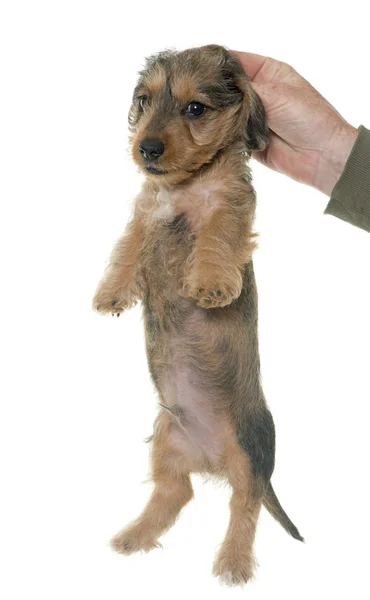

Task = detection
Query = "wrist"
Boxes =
[314,123,358,196]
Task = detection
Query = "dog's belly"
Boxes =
[144,267,257,469]
[160,364,226,465]
[149,303,233,467]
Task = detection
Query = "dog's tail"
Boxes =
[263,482,304,542]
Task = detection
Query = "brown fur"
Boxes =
[93,45,302,586]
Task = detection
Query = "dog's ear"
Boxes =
[201,45,244,106]
[243,87,269,152]
[201,46,269,151]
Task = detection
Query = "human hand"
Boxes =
[234,52,358,196]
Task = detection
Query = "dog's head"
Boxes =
[129,45,269,184]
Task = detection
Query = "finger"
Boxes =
[231,51,269,81]
[233,50,300,88]
[250,82,294,130]
[250,82,275,112]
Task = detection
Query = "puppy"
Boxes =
[93,44,303,586]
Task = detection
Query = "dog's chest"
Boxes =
[143,179,226,297]
[153,179,226,233]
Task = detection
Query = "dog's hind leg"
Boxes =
[212,404,275,584]
[111,410,195,555]
[212,437,264,586]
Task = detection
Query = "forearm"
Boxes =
[93,210,146,314]
[194,207,256,268]
[314,124,358,197]
[107,215,145,285]
[184,207,256,309]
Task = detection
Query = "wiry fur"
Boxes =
[93,44,303,587]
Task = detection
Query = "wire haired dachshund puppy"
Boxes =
[93,44,303,586]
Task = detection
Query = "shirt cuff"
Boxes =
[324,125,370,233]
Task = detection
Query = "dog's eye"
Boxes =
[186,102,206,118]
[139,96,149,110]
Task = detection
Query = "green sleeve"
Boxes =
[324,125,370,233]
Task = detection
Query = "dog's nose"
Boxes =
[139,138,164,161]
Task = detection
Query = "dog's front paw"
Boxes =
[183,266,242,308]
[110,523,162,555]
[93,282,138,315]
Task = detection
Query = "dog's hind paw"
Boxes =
[212,550,255,587]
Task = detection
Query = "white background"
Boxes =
[1,1,369,598]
